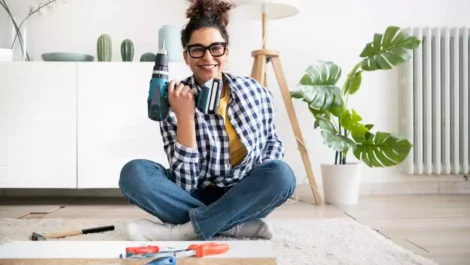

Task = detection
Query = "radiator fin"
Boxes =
[399,27,469,175]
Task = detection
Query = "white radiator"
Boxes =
[399,27,469,176]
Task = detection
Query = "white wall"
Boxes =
[1,0,469,188]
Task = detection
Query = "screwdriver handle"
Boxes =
[187,242,229,257]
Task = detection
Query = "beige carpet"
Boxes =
[0,217,438,265]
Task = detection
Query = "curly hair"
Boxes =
[181,0,235,48]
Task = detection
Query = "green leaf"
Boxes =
[359,26,421,71]
[352,131,413,167]
[300,61,342,86]
[343,70,362,95]
[308,104,327,118]
[340,109,371,143]
[315,115,355,153]
[296,61,345,116]
[290,90,304,99]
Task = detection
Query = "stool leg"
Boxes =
[270,56,323,205]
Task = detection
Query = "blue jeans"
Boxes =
[118,159,296,240]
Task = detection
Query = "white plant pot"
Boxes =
[321,163,362,205]
[0,48,14,61]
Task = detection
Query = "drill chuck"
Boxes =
[152,49,169,78]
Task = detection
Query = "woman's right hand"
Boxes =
[168,80,196,120]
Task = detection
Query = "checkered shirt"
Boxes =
[159,72,285,192]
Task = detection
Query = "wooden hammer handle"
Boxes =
[45,230,82,239]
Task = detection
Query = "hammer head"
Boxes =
[31,232,46,241]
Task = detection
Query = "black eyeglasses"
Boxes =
[186,42,227,58]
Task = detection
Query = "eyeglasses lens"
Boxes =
[189,43,226,58]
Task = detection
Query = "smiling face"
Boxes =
[183,27,229,86]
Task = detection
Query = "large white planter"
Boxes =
[321,163,362,205]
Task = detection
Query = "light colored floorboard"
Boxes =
[0,205,62,219]
[335,195,470,220]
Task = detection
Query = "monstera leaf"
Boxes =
[353,132,413,167]
[343,70,362,95]
[359,26,421,71]
[339,109,371,143]
[291,61,345,117]
[314,115,355,153]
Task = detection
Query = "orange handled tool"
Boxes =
[186,242,230,257]
[135,242,230,261]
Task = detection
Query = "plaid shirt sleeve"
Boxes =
[159,111,200,192]
[260,84,285,162]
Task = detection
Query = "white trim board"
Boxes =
[0,241,275,260]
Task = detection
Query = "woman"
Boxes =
[119,0,296,241]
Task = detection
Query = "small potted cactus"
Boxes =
[121,39,134,62]
[97,34,112,62]
[140,52,156,62]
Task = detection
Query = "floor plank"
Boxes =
[0,205,62,219]
[335,195,470,220]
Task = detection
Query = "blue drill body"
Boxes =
[147,48,170,121]
[147,48,223,122]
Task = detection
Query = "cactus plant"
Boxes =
[97,34,112,62]
[121,39,134,62]
[140,52,156,62]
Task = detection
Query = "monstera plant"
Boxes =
[290,26,421,204]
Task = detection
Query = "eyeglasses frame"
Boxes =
[185,42,228,59]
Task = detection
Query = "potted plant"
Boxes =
[290,26,421,205]
[0,0,64,61]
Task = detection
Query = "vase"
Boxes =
[158,25,182,62]
[2,1,33,61]
[0,48,13,61]
[321,163,363,205]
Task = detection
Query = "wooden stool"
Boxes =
[250,49,323,205]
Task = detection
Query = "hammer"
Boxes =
[31,225,115,241]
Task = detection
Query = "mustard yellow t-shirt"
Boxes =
[217,84,247,166]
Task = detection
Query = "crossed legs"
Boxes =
[118,159,296,240]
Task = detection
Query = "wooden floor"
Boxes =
[0,193,469,265]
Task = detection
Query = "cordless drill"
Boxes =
[147,47,223,122]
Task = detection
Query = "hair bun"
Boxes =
[186,0,235,28]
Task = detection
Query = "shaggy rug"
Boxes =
[0,217,438,265]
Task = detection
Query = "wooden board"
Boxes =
[0,241,277,265]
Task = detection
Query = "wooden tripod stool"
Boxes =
[250,49,323,205]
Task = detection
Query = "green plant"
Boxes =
[121,39,134,62]
[290,26,421,167]
[97,34,112,62]
[140,52,156,62]
[0,0,59,61]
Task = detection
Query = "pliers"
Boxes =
[124,242,230,265]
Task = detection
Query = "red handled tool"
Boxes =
[126,242,229,261]
[182,242,230,258]
[123,245,160,258]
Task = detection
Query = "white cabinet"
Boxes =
[76,62,192,188]
[0,62,192,189]
[0,62,77,188]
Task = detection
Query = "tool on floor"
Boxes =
[31,225,115,241]
[147,42,222,122]
[145,256,175,265]
[124,242,230,260]
[124,245,161,258]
